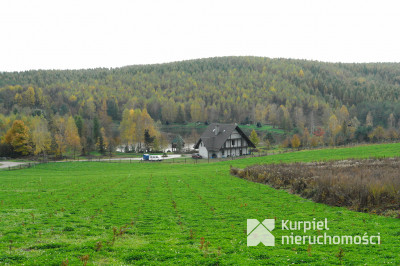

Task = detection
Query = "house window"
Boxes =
[222,150,225,156]
[232,140,235,146]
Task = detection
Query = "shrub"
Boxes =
[231,158,400,216]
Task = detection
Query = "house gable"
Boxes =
[194,123,255,158]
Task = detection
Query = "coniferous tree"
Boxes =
[144,129,155,151]
[98,134,105,154]
[93,117,100,147]
[74,115,83,137]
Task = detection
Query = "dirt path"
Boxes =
[0,161,27,169]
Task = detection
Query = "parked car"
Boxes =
[192,153,202,159]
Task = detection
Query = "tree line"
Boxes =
[1,56,400,157]
[0,108,165,158]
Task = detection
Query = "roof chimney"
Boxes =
[215,124,219,136]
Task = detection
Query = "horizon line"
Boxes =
[2,55,400,73]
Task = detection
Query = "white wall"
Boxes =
[220,129,251,157]
[198,141,208,158]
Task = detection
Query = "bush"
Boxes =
[0,143,14,157]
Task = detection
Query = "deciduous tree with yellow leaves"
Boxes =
[32,115,51,159]
[65,116,81,159]
[3,120,32,156]
[249,129,260,147]
[119,108,159,152]
[291,134,301,150]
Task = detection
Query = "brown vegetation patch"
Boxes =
[230,158,400,217]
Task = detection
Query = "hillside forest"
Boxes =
[1,56,400,158]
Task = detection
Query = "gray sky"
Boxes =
[1,0,399,72]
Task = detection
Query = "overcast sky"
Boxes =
[1,0,399,72]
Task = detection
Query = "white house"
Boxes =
[194,123,255,159]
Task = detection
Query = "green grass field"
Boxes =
[237,124,285,134]
[0,143,399,264]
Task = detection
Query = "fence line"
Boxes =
[2,162,41,171]
[0,151,281,170]
[136,152,272,164]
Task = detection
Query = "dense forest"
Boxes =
[1,56,400,157]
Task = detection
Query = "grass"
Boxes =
[238,124,285,134]
[229,142,400,168]
[0,143,399,264]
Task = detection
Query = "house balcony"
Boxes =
[222,145,249,149]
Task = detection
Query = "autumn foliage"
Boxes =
[3,120,32,155]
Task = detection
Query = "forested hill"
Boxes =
[1,56,400,130]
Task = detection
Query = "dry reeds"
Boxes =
[231,158,400,216]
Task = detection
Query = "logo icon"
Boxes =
[247,219,275,246]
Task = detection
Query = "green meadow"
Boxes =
[0,143,400,265]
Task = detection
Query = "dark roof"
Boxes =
[171,135,184,144]
[194,123,256,151]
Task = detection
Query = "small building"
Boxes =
[194,123,256,159]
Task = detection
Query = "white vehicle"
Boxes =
[148,155,163,161]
